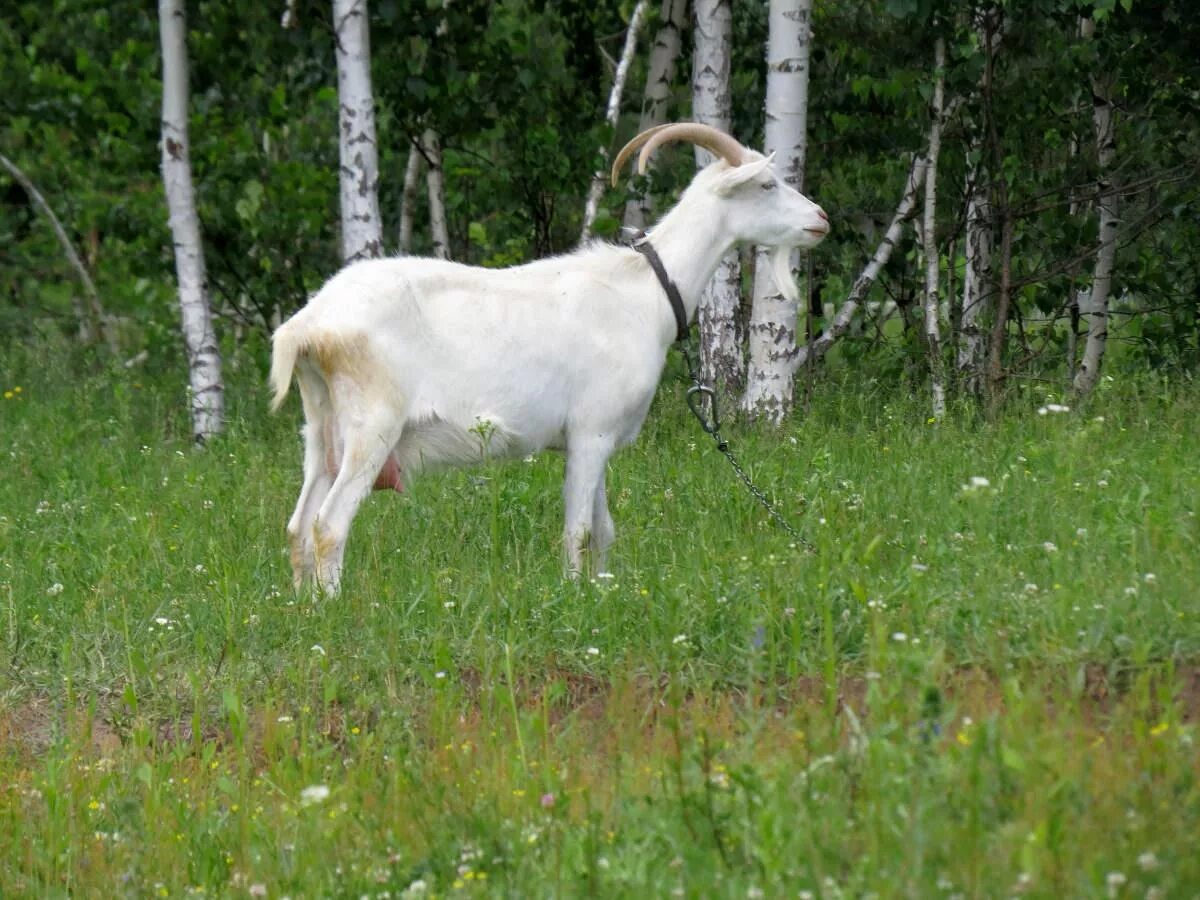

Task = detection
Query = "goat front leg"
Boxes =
[562,439,613,578]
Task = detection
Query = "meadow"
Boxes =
[1,342,1198,898]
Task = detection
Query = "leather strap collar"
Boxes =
[632,236,690,344]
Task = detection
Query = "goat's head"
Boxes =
[612,123,829,301]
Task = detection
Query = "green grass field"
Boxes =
[1,344,1198,898]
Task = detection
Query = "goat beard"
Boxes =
[768,245,801,304]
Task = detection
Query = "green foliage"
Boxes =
[0,0,1197,392]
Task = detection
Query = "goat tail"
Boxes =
[269,319,304,413]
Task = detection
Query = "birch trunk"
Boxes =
[1073,61,1119,394]
[692,0,743,395]
[0,153,117,352]
[957,160,991,395]
[957,8,999,396]
[796,157,927,368]
[333,0,383,263]
[921,36,947,419]
[424,129,451,260]
[623,0,689,231]
[742,0,813,424]
[397,143,423,254]
[159,0,224,442]
[581,0,650,242]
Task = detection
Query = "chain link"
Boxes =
[677,339,813,552]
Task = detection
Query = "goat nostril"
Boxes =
[817,208,829,222]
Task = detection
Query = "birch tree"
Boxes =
[1073,18,1119,395]
[921,35,948,419]
[333,0,383,263]
[158,0,224,443]
[397,142,424,254]
[692,0,744,395]
[623,0,690,231]
[581,0,650,242]
[742,0,813,423]
[957,7,1000,395]
[796,157,927,368]
[423,129,451,260]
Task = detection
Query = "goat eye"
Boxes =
[760,180,778,191]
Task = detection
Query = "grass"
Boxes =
[0,343,1198,897]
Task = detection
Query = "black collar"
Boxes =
[632,236,690,344]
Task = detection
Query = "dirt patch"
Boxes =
[0,698,121,760]
[2,664,1197,764]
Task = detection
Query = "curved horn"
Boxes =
[636,123,747,175]
[610,123,675,187]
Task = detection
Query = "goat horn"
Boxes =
[635,123,747,176]
[610,123,676,187]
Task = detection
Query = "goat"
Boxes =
[270,123,829,594]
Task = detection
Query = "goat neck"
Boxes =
[634,185,737,335]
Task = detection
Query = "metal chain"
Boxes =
[677,339,814,551]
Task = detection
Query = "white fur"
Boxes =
[271,150,828,593]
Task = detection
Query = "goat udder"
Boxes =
[322,429,405,493]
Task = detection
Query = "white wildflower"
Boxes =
[1137,851,1158,871]
[1037,403,1070,415]
[672,634,689,645]
[1105,871,1126,898]
[402,878,429,897]
[310,644,326,656]
[586,647,600,657]
[46,582,64,596]
[1042,541,1058,553]
[891,632,908,643]
[300,784,330,806]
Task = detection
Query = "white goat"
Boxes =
[270,123,829,593]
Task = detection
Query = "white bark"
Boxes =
[333,0,383,263]
[692,0,743,394]
[958,160,991,393]
[398,141,423,254]
[742,0,813,424]
[623,0,689,230]
[281,0,299,28]
[796,156,928,368]
[922,36,947,419]
[957,13,998,396]
[423,130,451,260]
[1073,67,1118,395]
[581,0,650,242]
[159,0,224,442]
[0,153,117,352]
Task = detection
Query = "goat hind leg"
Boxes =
[312,409,405,594]
[589,476,616,576]
[287,371,336,588]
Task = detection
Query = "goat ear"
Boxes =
[714,154,774,195]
